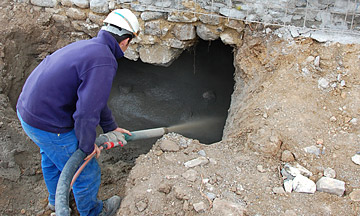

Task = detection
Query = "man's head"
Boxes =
[102,9,140,52]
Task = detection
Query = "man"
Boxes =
[16,8,139,216]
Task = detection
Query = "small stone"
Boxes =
[351,154,360,165]
[174,185,190,200]
[159,140,180,152]
[324,168,336,178]
[318,78,329,89]
[314,56,320,67]
[306,56,315,62]
[182,169,198,182]
[350,118,358,125]
[135,200,148,212]
[193,201,206,212]
[184,157,209,168]
[316,139,324,145]
[273,187,285,194]
[198,150,206,156]
[281,150,295,162]
[153,150,163,156]
[158,182,172,194]
[316,177,345,196]
[330,116,337,122]
[183,200,190,211]
[349,189,360,201]
[206,192,216,201]
[257,165,265,173]
[21,209,26,214]
[340,80,346,87]
[304,145,321,156]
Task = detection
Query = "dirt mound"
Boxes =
[117,33,360,215]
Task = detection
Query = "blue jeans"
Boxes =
[17,110,102,216]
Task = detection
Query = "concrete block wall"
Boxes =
[19,0,360,65]
[28,0,359,33]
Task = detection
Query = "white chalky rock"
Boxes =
[283,163,312,178]
[316,177,345,196]
[318,78,329,89]
[294,163,313,177]
[351,154,360,165]
[184,157,209,168]
[304,145,321,156]
[292,174,316,194]
[314,56,320,67]
[284,179,293,193]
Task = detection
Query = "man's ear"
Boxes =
[119,38,130,47]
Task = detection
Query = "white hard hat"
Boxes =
[103,9,140,37]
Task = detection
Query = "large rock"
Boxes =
[144,21,161,36]
[219,8,246,19]
[61,0,72,6]
[31,0,58,7]
[196,24,219,41]
[66,8,87,20]
[88,12,105,25]
[316,177,345,196]
[90,0,109,14]
[141,12,165,21]
[139,45,182,66]
[168,12,197,23]
[292,174,316,194]
[124,44,139,61]
[72,0,89,8]
[172,24,196,41]
[199,14,220,25]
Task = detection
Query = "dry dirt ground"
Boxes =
[0,1,360,216]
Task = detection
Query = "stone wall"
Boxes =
[22,0,359,65]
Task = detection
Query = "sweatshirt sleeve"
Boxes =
[73,64,116,154]
[100,105,118,133]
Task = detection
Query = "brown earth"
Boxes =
[0,1,359,216]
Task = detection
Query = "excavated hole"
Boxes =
[108,39,235,158]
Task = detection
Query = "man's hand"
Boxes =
[114,127,132,136]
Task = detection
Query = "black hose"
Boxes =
[55,136,108,216]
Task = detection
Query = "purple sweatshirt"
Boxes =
[17,30,124,154]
